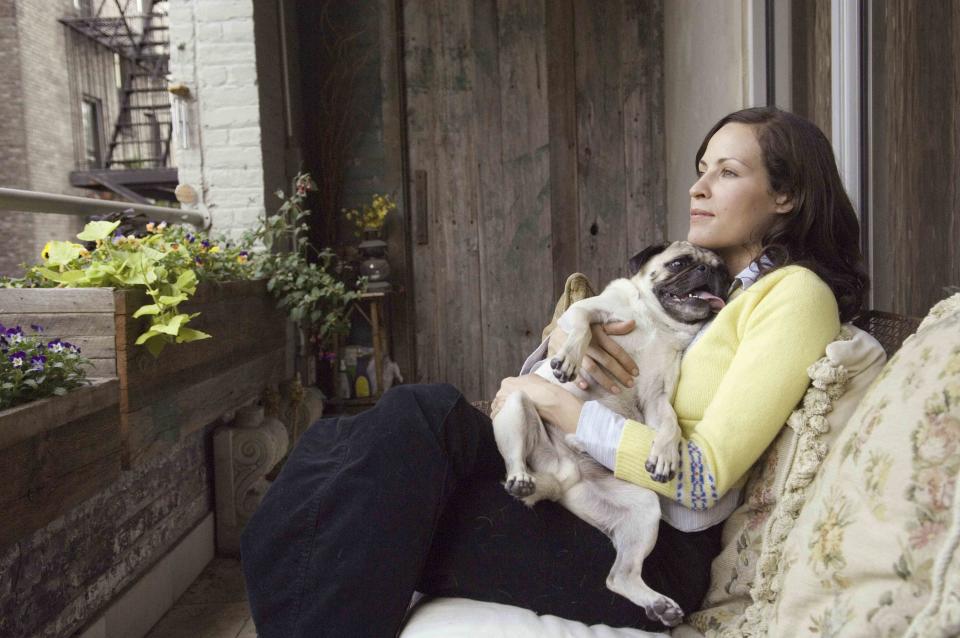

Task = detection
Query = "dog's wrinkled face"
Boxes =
[628,241,731,324]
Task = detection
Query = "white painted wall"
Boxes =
[168,0,267,240]
[663,0,751,241]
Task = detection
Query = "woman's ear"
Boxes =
[774,193,794,214]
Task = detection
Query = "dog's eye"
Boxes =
[667,259,685,270]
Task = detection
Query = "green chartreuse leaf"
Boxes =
[175,328,211,343]
[132,304,161,318]
[175,270,198,294]
[36,267,87,284]
[143,334,167,357]
[135,328,162,345]
[158,294,187,306]
[45,241,84,267]
[152,313,190,336]
[76,220,121,242]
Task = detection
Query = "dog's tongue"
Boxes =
[693,290,726,311]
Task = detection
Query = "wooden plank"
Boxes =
[0,378,119,450]
[116,295,286,404]
[575,0,628,287]
[403,0,442,385]
[1,453,121,550]
[0,288,117,314]
[87,358,118,378]
[0,405,121,506]
[113,278,269,315]
[546,0,579,298]
[377,0,417,386]
[433,0,484,399]
[0,313,115,336]
[473,0,506,401]
[477,0,553,400]
[622,0,667,253]
[122,346,286,468]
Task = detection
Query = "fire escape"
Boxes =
[61,0,176,203]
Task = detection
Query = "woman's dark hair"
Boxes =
[695,106,870,323]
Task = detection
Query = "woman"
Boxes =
[241,107,869,637]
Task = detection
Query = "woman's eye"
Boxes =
[721,169,737,177]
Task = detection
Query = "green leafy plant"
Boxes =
[0,324,92,410]
[243,173,366,347]
[15,220,255,357]
[0,172,360,357]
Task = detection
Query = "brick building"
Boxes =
[0,0,86,276]
[0,0,176,277]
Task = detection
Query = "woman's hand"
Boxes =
[547,321,639,393]
[491,375,584,434]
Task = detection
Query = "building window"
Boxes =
[74,0,93,15]
[81,97,103,168]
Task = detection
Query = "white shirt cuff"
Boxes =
[574,400,626,471]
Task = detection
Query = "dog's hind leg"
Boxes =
[492,391,542,498]
[561,476,683,627]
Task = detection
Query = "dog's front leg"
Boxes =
[492,391,541,498]
[644,392,682,483]
[550,296,618,383]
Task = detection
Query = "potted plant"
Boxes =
[0,323,120,547]
[343,193,396,289]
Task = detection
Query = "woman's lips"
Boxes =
[690,209,714,219]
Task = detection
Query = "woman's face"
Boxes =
[687,122,792,275]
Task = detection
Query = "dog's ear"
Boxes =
[628,243,669,275]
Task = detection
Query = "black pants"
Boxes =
[241,384,722,638]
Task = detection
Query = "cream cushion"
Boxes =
[401,597,669,638]
[682,324,886,637]
[764,295,960,637]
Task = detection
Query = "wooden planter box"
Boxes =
[0,280,290,468]
[0,378,120,548]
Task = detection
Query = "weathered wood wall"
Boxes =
[403,0,666,401]
[870,0,960,317]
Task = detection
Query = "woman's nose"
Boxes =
[689,175,707,199]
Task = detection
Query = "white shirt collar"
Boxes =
[732,254,774,292]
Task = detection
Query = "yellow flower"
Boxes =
[208,245,220,254]
[41,241,52,260]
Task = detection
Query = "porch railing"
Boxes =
[0,187,207,228]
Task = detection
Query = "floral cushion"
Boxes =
[761,294,960,637]
[682,324,887,637]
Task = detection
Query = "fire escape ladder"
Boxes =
[105,1,171,170]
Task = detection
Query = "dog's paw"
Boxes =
[643,595,683,628]
[549,353,579,384]
[504,472,536,498]
[645,439,680,483]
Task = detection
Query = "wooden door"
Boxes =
[403,0,665,402]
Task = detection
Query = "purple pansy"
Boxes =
[47,339,65,353]
[30,354,46,370]
[9,351,26,368]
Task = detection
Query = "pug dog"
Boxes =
[492,241,730,627]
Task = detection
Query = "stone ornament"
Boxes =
[213,404,288,556]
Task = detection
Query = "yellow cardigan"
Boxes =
[614,265,840,509]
